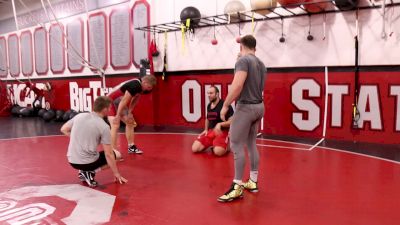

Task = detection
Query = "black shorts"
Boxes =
[70,151,108,171]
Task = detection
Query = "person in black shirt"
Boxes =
[107,75,157,154]
[192,86,234,156]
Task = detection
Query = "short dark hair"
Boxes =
[240,35,256,50]
[210,86,219,94]
[93,96,112,113]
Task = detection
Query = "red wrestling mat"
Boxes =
[0,133,399,225]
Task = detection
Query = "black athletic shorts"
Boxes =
[69,151,111,171]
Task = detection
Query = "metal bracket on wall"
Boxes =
[135,0,400,33]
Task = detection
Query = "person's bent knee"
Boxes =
[111,123,120,130]
[191,144,201,153]
[213,146,228,156]
[125,121,136,130]
[192,141,204,153]
[108,117,120,129]
[125,120,137,128]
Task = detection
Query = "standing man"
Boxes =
[192,86,234,156]
[61,96,127,187]
[107,75,157,154]
[217,35,266,202]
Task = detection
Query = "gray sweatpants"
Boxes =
[230,103,264,181]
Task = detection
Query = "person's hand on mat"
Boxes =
[114,173,128,184]
[220,105,228,121]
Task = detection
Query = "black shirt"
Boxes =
[120,79,142,96]
[207,100,234,130]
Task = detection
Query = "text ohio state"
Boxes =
[181,79,400,131]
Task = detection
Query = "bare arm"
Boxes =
[200,119,209,136]
[103,143,127,184]
[60,122,72,136]
[218,116,232,128]
[223,71,248,107]
[128,95,140,112]
[214,117,232,134]
[116,91,133,117]
[220,71,247,121]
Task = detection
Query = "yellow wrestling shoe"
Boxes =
[217,182,244,202]
[243,179,258,193]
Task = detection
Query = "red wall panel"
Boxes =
[7,71,400,144]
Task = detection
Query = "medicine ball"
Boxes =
[42,110,55,122]
[303,0,330,13]
[63,110,72,121]
[277,0,301,8]
[18,107,26,117]
[180,6,201,26]
[335,0,358,10]
[11,105,22,116]
[38,108,47,117]
[31,107,39,117]
[69,111,79,120]
[224,0,246,22]
[20,107,34,117]
[250,0,277,15]
[55,110,65,122]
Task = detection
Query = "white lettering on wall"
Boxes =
[69,82,79,111]
[182,80,201,122]
[390,85,400,131]
[69,81,112,112]
[357,85,382,130]
[7,83,47,108]
[291,79,321,131]
[328,85,349,127]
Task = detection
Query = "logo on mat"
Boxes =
[0,184,115,225]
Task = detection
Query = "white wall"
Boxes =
[1,0,399,80]
[150,0,400,71]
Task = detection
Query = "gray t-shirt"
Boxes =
[234,54,266,103]
[66,112,111,164]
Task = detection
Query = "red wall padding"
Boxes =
[0,81,11,116]
[7,71,400,144]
